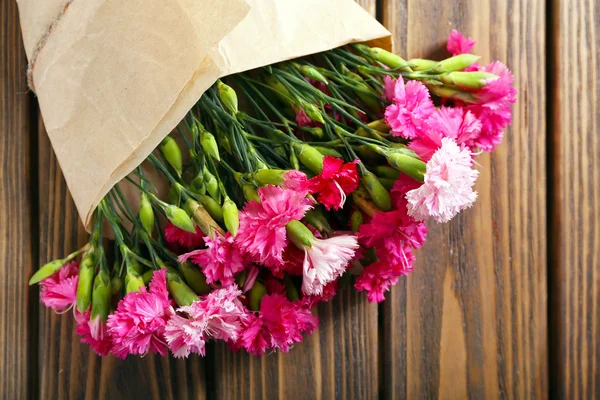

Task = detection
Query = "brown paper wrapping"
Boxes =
[17,0,391,229]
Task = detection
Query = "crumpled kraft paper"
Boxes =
[17,0,391,229]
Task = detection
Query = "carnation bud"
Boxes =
[76,247,97,312]
[124,271,145,294]
[293,143,324,174]
[217,80,238,114]
[222,197,240,236]
[200,130,221,161]
[313,146,343,158]
[408,58,438,71]
[379,178,394,190]
[189,121,200,144]
[180,263,211,295]
[301,102,325,124]
[190,172,206,194]
[362,171,392,211]
[300,126,324,138]
[164,204,196,233]
[251,169,286,186]
[264,75,293,104]
[185,198,225,237]
[441,71,498,89]
[197,194,224,222]
[142,269,154,284]
[203,168,221,203]
[290,151,300,170]
[285,220,315,249]
[248,281,267,311]
[91,269,111,321]
[110,275,123,297]
[160,136,183,177]
[242,184,260,202]
[167,272,199,307]
[298,64,328,84]
[433,54,480,73]
[138,193,155,235]
[350,209,363,232]
[368,47,408,70]
[367,119,391,133]
[427,85,478,103]
[29,259,65,285]
[374,165,401,180]
[386,153,426,182]
[352,189,383,218]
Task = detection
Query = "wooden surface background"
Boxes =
[0,0,597,398]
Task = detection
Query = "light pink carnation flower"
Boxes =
[384,76,435,139]
[236,186,313,267]
[299,234,359,296]
[165,285,249,358]
[406,137,479,222]
[106,269,174,359]
[178,232,246,285]
[39,261,79,313]
[447,29,476,55]
[409,106,482,161]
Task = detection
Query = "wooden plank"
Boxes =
[549,0,600,398]
[0,2,36,398]
[213,2,380,399]
[381,0,547,398]
[36,95,207,400]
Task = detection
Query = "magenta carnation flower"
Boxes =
[236,186,313,267]
[178,232,246,285]
[106,269,173,359]
[75,310,113,356]
[355,259,414,303]
[447,29,476,55]
[39,260,79,313]
[406,137,479,222]
[384,76,435,139]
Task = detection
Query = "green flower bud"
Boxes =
[164,204,196,233]
[300,126,324,138]
[374,165,401,180]
[427,85,478,103]
[264,75,292,104]
[76,248,97,312]
[189,121,200,144]
[379,178,395,190]
[387,153,426,182]
[350,209,363,232]
[200,130,220,161]
[185,198,224,237]
[441,71,498,89]
[368,47,408,70]
[301,102,325,124]
[160,136,183,176]
[222,197,239,236]
[313,146,343,158]
[217,80,238,114]
[91,269,111,321]
[128,256,144,274]
[142,269,154,285]
[139,193,154,235]
[190,172,206,194]
[248,281,267,311]
[167,272,199,307]
[362,171,392,211]
[408,58,438,71]
[285,220,315,249]
[180,263,211,295]
[290,151,300,170]
[125,271,145,294]
[299,64,328,84]
[29,259,66,285]
[197,194,224,222]
[303,208,332,233]
[167,184,181,207]
[433,54,480,73]
[110,275,123,297]
[251,169,286,186]
[242,184,260,202]
[203,168,221,203]
[293,143,324,174]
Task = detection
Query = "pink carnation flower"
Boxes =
[383,75,396,102]
[302,280,339,308]
[240,314,270,356]
[39,261,79,313]
[409,106,482,161]
[300,234,359,296]
[164,222,204,249]
[406,138,479,222]
[178,232,246,285]
[384,76,435,139]
[106,269,173,359]
[308,156,360,210]
[391,174,423,210]
[236,186,313,267]
[75,310,113,356]
[447,29,476,55]
[465,61,517,151]
[355,259,414,303]
[282,170,309,191]
[358,208,427,270]
[165,285,248,358]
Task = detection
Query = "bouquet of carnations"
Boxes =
[22,1,515,359]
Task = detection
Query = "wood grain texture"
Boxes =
[36,116,208,399]
[0,1,36,398]
[550,0,600,398]
[381,0,548,398]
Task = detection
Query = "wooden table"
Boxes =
[1,0,597,398]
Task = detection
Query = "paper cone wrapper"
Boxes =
[17,0,392,229]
